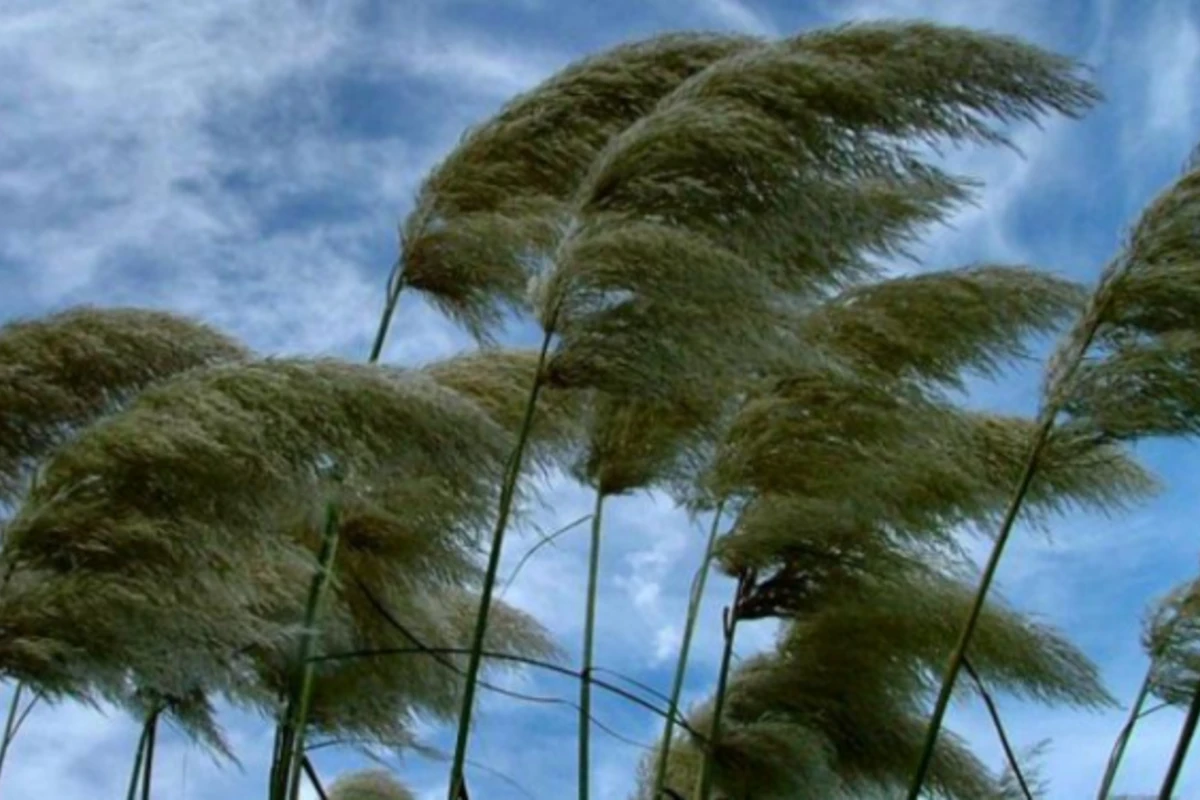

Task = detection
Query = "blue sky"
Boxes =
[2,0,1200,797]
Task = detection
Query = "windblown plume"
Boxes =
[0,357,555,743]
[534,21,1098,402]
[1144,575,1200,706]
[646,569,1105,799]
[329,769,415,800]
[709,366,1154,530]
[419,347,584,471]
[1050,160,1200,440]
[799,265,1086,389]
[402,33,758,337]
[0,306,249,506]
[262,585,559,748]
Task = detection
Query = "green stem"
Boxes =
[905,412,1055,800]
[1158,681,1200,799]
[446,326,555,800]
[313,645,702,735]
[1096,668,1153,800]
[578,491,606,800]
[500,514,592,598]
[125,713,153,800]
[962,657,1032,800]
[140,709,159,800]
[368,265,405,364]
[269,724,288,800]
[694,572,748,800]
[0,682,24,792]
[281,500,342,800]
[652,503,724,800]
[301,756,330,800]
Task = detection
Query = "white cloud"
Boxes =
[1140,1,1200,140]
[692,0,777,35]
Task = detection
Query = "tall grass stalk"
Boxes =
[693,571,750,800]
[962,657,1033,800]
[652,503,724,799]
[274,500,342,800]
[124,712,154,800]
[446,327,555,800]
[301,756,330,800]
[578,491,606,800]
[1096,670,1153,799]
[1157,683,1200,799]
[905,415,1055,799]
[140,709,159,800]
[0,682,24,792]
[269,251,400,797]
[368,265,405,364]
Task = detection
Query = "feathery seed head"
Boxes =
[401,33,757,337]
[329,769,415,800]
[0,306,249,506]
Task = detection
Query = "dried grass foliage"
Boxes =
[0,354,557,749]
[402,33,757,337]
[329,769,415,800]
[641,570,1103,799]
[0,18,1171,800]
[1051,163,1200,440]
[0,306,250,506]
[1144,575,1200,706]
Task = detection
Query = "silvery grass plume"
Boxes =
[1144,576,1200,709]
[708,364,1152,536]
[439,19,1100,796]
[643,209,1094,796]
[639,568,1106,800]
[0,306,250,509]
[797,265,1088,392]
[396,32,758,340]
[911,153,1200,797]
[688,353,1149,799]
[0,305,250,774]
[0,353,573,756]
[645,261,1089,799]
[535,20,1098,404]
[1087,575,1200,795]
[328,769,415,800]
[1130,575,1200,799]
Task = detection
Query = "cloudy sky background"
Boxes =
[3,0,1200,797]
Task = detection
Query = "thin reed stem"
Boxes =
[7,692,38,747]
[652,503,724,800]
[962,657,1033,800]
[694,571,751,800]
[1158,681,1200,799]
[269,719,293,800]
[301,756,330,800]
[906,413,1055,799]
[0,682,24,792]
[579,491,607,800]
[124,712,153,800]
[368,263,405,364]
[1097,668,1153,799]
[500,514,592,598]
[281,500,342,800]
[908,257,1115,799]
[447,325,555,800]
[311,646,704,738]
[140,708,159,800]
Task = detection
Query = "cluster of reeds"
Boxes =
[2,16,1200,800]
